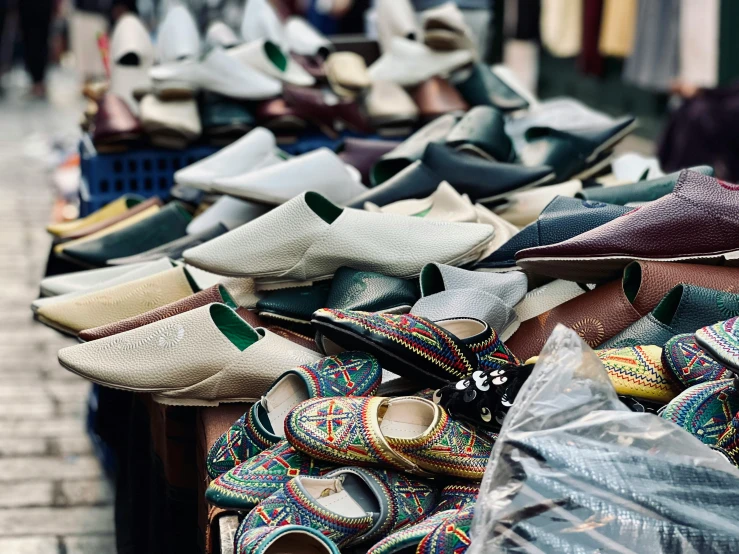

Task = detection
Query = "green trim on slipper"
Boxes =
[211,304,258,350]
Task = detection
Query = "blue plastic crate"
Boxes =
[78,131,404,216]
[78,135,218,216]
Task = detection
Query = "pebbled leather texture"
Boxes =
[576,166,714,205]
[422,263,528,305]
[422,143,554,201]
[211,147,367,206]
[370,114,458,186]
[348,161,443,209]
[34,258,174,311]
[58,197,163,241]
[455,62,529,112]
[517,170,739,282]
[61,203,192,268]
[411,76,469,120]
[184,192,494,282]
[601,285,739,349]
[39,262,149,297]
[37,266,196,334]
[107,222,228,265]
[513,279,586,322]
[477,196,632,268]
[326,267,419,312]
[338,138,400,186]
[257,281,332,324]
[445,106,513,162]
[505,260,739,360]
[411,288,517,333]
[363,182,478,223]
[78,284,230,341]
[495,179,582,227]
[59,303,320,401]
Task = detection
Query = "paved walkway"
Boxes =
[0,71,115,553]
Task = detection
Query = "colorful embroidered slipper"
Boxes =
[696,316,739,375]
[206,440,335,510]
[311,310,519,387]
[663,333,732,389]
[236,525,341,554]
[660,380,739,446]
[597,345,682,404]
[431,362,534,430]
[713,413,739,468]
[206,351,381,478]
[236,467,437,548]
[286,396,494,480]
[416,503,475,554]
[366,483,479,554]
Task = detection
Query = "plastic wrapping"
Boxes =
[470,325,739,554]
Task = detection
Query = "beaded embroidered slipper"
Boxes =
[206,440,335,510]
[416,503,475,554]
[696,316,739,375]
[663,333,732,389]
[206,351,381,478]
[366,483,479,554]
[432,362,533,430]
[660,380,739,446]
[714,413,739,468]
[286,396,494,480]
[311,310,519,387]
[236,467,437,548]
[597,345,682,404]
[236,525,341,554]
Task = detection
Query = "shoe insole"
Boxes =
[263,532,333,554]
[306,474,379,519]
[380,399,435,439]
[265,374,309,437]
[437,318,486,340]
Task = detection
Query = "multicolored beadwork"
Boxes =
[696,316,739,373]
[661,380,739,445]
[287,351,381,398]
[205,440,335,510]
[663,333,731,388]
[597,345,682,403]
[236,525,340,554]
[416,504,475,554]
[206,352,381,478]
[237,467,436,548]
[206,404,279,479]
[286,396,493,480]
[714,413,739,468]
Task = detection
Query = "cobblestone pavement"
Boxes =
[0,71,115,553]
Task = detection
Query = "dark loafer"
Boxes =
[311,309,518,386]
[60,202,192,268]
[370,114,458,186]
[445,105,514,162]
[576,165,714,205]
[348,161,444,209]
[283,84,372,138]
[106,222,228,265]
[475,196,632,270]
[519,116,637,181]
[600,285,739,349]
[91,93,144,153]
[199,92,256,145]
[422,143,555,202]
[257,281,333,331]
[517,170,739,283]
[411,76,469,122]
[455,62,529,112]
[338,137,401,186]
[326,267,419,312]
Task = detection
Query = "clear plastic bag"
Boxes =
[470,325,739,554]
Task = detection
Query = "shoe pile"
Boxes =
[37,7,739,552]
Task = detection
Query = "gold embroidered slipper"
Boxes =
[285,396,494,480]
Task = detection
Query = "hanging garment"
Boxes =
[540,0,582,57]
[579,0,603,75]
[680,0,719,88]
[624,0,680,91]
[598,0,637,57]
